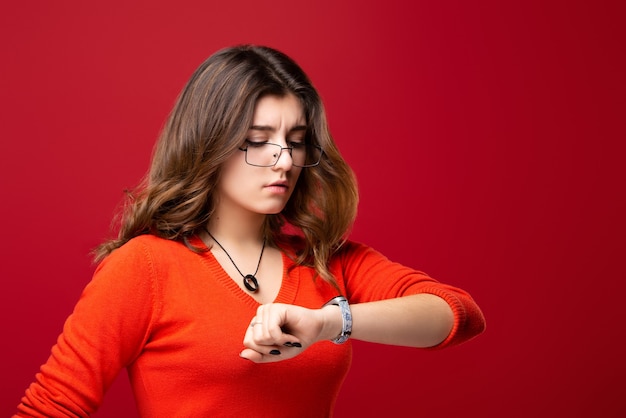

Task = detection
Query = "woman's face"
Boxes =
[215,93,305,218]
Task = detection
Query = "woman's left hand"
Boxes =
[240,303,340,363]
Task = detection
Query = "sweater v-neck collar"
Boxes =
[190,235,299,308]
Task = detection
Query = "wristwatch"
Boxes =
[323,296,352,344]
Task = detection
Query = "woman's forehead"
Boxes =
[250,94,306,131]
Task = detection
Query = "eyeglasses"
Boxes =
[238,141,323,167]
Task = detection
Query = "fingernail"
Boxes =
[284,342,294,347]
[269,349,281,355]
[292,342,302,348]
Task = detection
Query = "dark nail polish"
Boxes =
[292,342,302,348]
[269,349,281,355]
[284,342,294,347]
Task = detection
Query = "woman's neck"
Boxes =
[206,210,266,245]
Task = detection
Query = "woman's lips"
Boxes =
[265,181,289,193]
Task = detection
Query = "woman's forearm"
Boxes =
[322,294,455,348]
[241,294,460,362]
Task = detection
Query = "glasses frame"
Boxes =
[238,141,323,168]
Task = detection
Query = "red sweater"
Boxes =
[16,235,485,417]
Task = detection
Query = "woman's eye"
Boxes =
[245,140,267,148]
[288,141,305,148]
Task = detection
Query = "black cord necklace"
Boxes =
[205,229,266,293]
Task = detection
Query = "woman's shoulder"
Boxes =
[276,235,377,263]
[126,234,188,249]
[117,234,186,253]
[100,234,195,268]
[334,239,377,258]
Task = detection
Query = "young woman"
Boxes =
[16,45,486,417]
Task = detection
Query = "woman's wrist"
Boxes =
[319,304,343,342]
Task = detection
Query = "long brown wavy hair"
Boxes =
[94,45,358,285]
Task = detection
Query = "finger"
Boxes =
[248,316,263,329]
[240,348,270,363]
[246,322,297,349]
[239,347,290,363]
[243,313,279,351]
[252,304,286,344]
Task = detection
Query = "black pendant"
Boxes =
[243,274,259,293]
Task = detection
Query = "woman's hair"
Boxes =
[94,45,358,284]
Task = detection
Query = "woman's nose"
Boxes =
[272,146,294,170]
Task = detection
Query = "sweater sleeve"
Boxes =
[336,241,485,348]
[15,238,159,417]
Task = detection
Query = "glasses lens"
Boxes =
[245,143,281,167]
[291,143,322,167]
[244,143,322,167]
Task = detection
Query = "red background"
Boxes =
[2,1,624,416]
